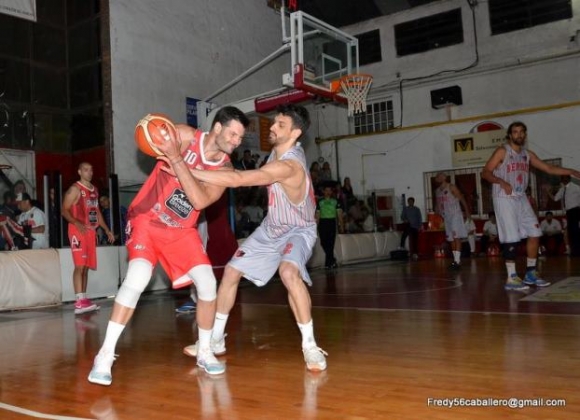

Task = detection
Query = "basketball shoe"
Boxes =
[175,299,196,314]
[523,270,551,287]
[183,334,227,357]
[504,274,530,292]
[75,298,99,315]
[88,350,116,386]
[196,348,226,375]
[303,346,328,371]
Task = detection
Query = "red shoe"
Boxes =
[74,298,99,315]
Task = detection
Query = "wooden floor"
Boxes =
[1,256,579,419]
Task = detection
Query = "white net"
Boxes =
[340,74,373,116]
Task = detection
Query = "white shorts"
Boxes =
[228,224,317,286]
[444,212,467,241]
[493,195,541,243]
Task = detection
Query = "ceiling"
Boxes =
[297,0,443,27]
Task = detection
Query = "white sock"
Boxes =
[76,293,85,301]
[452,251,461,264]
[102,321,125,354]
[212,313,229,341]
[506,262,516,278]
[198,327,212,352]
[527,258,537,270]
[298,320,316,349]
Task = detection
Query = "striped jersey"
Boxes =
[262,142,316,238]
[72,182,99,229]
[492,144,529,198]
[436,184,462,218]
[128,130,229,229]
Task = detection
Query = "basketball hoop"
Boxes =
[338,74,373,116]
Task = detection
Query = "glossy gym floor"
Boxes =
[1,255,579,419]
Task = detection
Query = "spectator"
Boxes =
[316,184,344,269]
[319,161,332,182]
[12,180,27,217]
[548,175,580,256]
[0,191,18,250]
[242,197,264,235]
[11,192,49,249]
[539,211,564,255]
[480,212,499,256]
[361,206,375,232]
[240,149,256,170]
[230,150,243,170]
[463,210,476,257]
[99,194,127,245]
[342,177,356,207]
[400,197,422,258]
[309,162,320,175]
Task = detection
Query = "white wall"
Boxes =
[109,0,288,187]
[301,0,580,220]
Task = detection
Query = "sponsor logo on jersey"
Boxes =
[165,188,194,219]
[282,243,293,255]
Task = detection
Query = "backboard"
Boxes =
[282,11,359,103]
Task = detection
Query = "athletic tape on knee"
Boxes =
[503,243,518,260]
[189,265,217,301]
[115,259,154,308]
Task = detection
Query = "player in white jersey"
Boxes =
[162,104,327,372]
[482,121,580,291]
[435,172,470,269]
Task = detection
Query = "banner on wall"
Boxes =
[186,97,200,128]
[0,0,36,22]
[451,129,506,168]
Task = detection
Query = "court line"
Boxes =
[0,402,93,420]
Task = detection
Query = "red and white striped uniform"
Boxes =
[262,143,316,238]
[492,144,530,198]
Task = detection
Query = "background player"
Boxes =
[62,162,114,314]
[482,121,580,291]
[88,107,249,385]
[435,172,469,269]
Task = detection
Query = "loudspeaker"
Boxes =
[430,85,462,109]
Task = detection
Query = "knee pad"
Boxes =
[115,258,153,308]
[189,264,217,301]
[503,243,518,260]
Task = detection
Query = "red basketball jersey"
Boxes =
[128,130,230,229]
[71,181,100,229]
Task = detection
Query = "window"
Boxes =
[489,0,572,35]
[354,100,394,135]
[394,9,463,56]
[356,29,382,65]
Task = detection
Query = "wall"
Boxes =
[301,0,580,221]
[109,0,288,187]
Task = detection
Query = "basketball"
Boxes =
[134,113,177,157]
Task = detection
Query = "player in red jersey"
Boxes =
[62,162,115,315]
[88,106,249,386]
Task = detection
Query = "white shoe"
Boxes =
[197,349,226,375]
[88,350,117,386]
[303,346,328,371]
[184,334,227,357]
